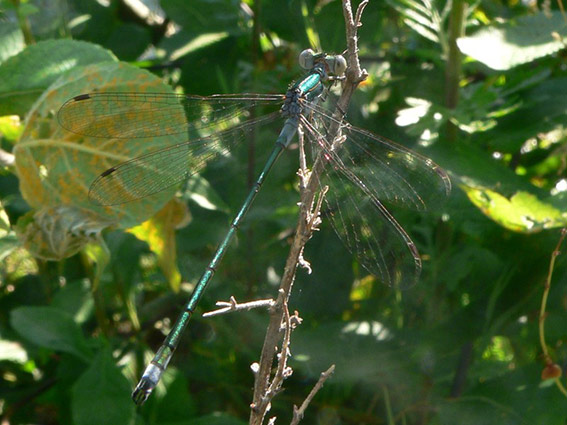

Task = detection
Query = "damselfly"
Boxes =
[58,49,451,404]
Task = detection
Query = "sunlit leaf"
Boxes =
[457,11,567,70]
[0,115,23,142]
[462,186,567,232]
[128,198,190,291]
[0,340,28,363]
[349,275,375,301]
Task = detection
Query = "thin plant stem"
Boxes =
[538,228,567,397]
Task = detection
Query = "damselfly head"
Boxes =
[298,49,347,77]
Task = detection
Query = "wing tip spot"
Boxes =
[100,167,117,178]
[73,93,91,102]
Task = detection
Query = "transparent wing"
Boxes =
[57,92,284,139]
[57,93,284,205]
[299,106,450,289]
[87,111,281,206]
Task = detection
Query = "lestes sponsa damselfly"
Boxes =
[58,49,451,404]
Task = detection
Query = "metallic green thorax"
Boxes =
[132,57,335,405]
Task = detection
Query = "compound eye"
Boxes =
[299,49,315,70]
[330,55,347,75]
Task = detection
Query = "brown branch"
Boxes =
[249,2,368,424]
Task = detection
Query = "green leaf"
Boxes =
[161,0,241,34]
[0,21,24,64]
[457,11,567,70]
[71,349,135,425]
[10,306,93,361]
[0,39,116,116]
[12,61,186,260]
[51,280,94,324]
[183,174,230,213]
[462,186,567,233]
[386,0,443,44]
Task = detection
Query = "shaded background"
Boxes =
[1,0,567,424]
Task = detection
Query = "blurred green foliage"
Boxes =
[1,0,567,424]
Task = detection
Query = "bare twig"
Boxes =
[249,2,368,424]
[203,296,276,318]
[290,365,336,425]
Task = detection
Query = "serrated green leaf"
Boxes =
[457,11,567,70]
[0,39,116,116]
[12,61,186,260]
[10,306,93,361]
[72,349,135,425]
